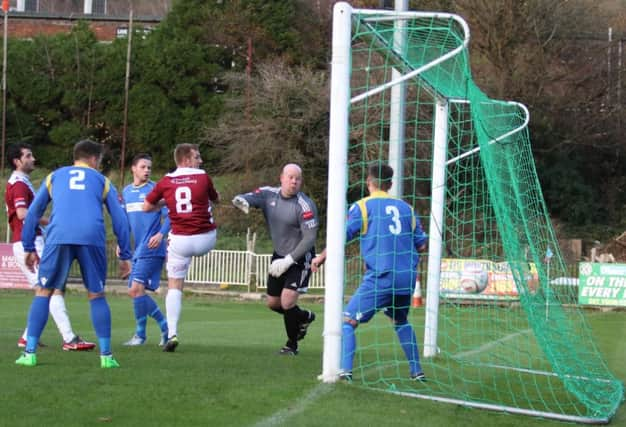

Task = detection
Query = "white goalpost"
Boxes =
[319,2,623,423]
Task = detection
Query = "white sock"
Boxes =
[166,289,183,338]
[49,294,75,343]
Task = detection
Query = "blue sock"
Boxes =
[133,295,148,339]
[145,295,168,334]
[25,296,51,353]
[394,323,422,375]
[341,323,356,373]
[90,297,112,355]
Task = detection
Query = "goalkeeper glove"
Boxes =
[269,254,294,277]
[232,196,250,214]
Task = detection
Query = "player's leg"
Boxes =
[125,257,152,345]
[125,279,148,345]
[77,245,119,368]
[266,256,293,353]
[162,232,216,352]
[279,255,316,353]
[280,288,302,355]
[163,248,188,352]
[49,289,75,343]
[385,293,424,380]
[286,251,316,341]
[16,244,72,366]
[15,286,54,366]
[143,257,168,345]
[341,278,378,379]
[52,288,97,351]
[13,238,45,348]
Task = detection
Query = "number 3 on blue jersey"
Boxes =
[385,204,401,235]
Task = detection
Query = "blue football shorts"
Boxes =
[37,244,107,293]
[344,271,415,324]
[128,256,165,292]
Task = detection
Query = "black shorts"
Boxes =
[266,250,314,297]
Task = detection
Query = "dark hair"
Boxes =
[368,163,393,191]
[131,153,152,167]
[174,143,199,165]
[73,139,103,162]
[6,142,32,170]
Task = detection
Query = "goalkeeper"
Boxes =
[312,163,427,381]
[232,163,318,356]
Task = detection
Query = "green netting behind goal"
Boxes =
[327,4,623,423]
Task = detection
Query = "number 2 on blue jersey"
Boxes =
[69,169,86,190]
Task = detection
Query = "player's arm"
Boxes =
[232,187,270,214]
[291,204,319,261]
[311,248,327,272]
[22,182,52,271]
[412,210,428,252]
[105,185,132,278]
[15,206,28,221]
[268,200,319,277]
[345,202,363,242]
[147,214,170,249]
[158,208,171,235]
[143,182,164,212]
[104,185,132,261]
[207,175,220,203]
[143,199,161,212]
[11,183,34,222]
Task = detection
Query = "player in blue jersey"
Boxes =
[311,164,428,381]
[16,139,132,368]
[121,153,169,347]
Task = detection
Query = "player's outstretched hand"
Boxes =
[269,254,294,277]
[232,196,250,214]
[118,259,132,279]
[25,252,40,273]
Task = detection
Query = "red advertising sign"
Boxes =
[0,243,30,289]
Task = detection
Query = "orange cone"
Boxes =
[411,277,423,307]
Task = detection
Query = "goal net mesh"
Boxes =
[338,8,623,422]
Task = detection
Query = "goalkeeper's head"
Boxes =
[367,163,393,192]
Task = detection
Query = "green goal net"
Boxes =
[321,3,624,423]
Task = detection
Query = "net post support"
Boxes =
[424,97,449,358]
[321,1,352,383]
[388,0,408,198]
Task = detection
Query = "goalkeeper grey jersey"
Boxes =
[237,186,318,261]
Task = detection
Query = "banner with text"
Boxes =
[0,243,30,289]
[440,258,538,300]
[578,262,626,307]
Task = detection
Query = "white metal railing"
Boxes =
[186,250,326,291]
[187,250,254,290]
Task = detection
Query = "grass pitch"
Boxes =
[1,290,624,427]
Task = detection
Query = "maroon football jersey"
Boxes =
[146,168,218,235]
[5,171,39,242]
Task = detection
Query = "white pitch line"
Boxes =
[251,383,333,427]
[452,329,532,359]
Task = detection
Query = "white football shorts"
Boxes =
[12,236,44,287]
[166,230,217,279]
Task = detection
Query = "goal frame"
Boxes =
[319,3,612,424]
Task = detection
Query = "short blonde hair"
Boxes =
[174,144,199,165]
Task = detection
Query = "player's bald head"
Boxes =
[281,163,302,177]
[280,163,303,198]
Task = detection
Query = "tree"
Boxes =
[202,60,329,233]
